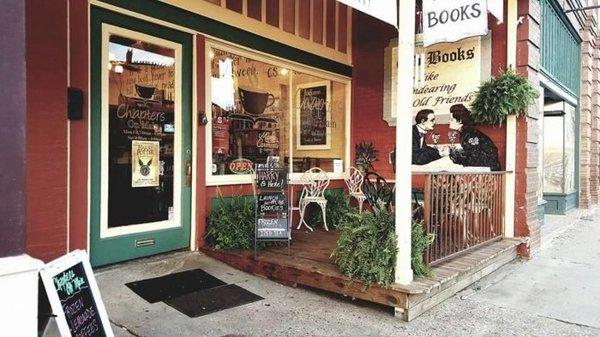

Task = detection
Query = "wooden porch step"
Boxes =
[202,230,522,322]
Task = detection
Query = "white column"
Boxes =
[394,0,415,285]
[504,0,518,238]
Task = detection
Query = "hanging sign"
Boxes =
[297,82,330,149]
[40,250,114,337]
[337,0,397,27]
[131,140,160,187]
[422,0,488,47]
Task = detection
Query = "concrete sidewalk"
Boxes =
[43,210,600,336]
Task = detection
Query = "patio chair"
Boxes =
[362,171,394,210]
[344,166,366,213]
[297,167,330,231]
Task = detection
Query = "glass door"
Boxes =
[90,8,192,266]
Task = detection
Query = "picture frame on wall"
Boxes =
[295,81,331,150]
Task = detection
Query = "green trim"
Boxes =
[543,192,578,215]
[97,0,353,77]
[90,7,193,266]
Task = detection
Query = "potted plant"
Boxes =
[355,141,378,173]
[471,68,539,126]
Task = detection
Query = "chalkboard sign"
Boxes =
[256,168,287,189]
[297,81,330,149]
[40,250,113,337]
[257,218,289,239]
[257,193,288,215]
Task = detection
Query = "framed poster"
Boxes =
[39,250,114,337]
[296,81,331,150]
[131,140,160,187]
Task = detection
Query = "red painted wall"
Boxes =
[69,0,89,252]
[26,0,69,261]
[351,11,508,185]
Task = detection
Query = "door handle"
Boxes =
[185,159,192,187]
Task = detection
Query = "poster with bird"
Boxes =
[131,140,160,187]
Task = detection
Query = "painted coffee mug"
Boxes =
[238,86,275,115]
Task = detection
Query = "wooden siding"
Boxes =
[201,0,351,56]
[540,0,581,94]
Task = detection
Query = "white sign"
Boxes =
[422,0,488,47]
[383,35,491,125]
[337,0,397,27]
[39,250,114,337]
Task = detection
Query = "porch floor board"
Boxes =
[202,229,522,321]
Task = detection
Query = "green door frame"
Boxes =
[90,6,193,266]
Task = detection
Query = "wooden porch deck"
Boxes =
[202,229,522,321]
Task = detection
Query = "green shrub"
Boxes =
[332,203,435,286]
[471,68,539,126]
[332,203,397,286]
[411,220,435,277]
[206,196,255,250]
[306,189,358,229]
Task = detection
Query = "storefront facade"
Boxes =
[26,0,355,266]
[20,0,564,268]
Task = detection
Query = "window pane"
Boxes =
[543,115,564,193]
[107,35,176,227]
[564,105,576,192]
[291,72,346,173]
[210,48,289,175]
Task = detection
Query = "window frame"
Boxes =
[205,39,352,186]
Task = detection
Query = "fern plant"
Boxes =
[306,189,357,230]
[471,68,539,126]
[332,203,397,286]
[205,196,256,250]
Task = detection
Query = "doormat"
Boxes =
[164,284,264,317]
[126,268,226,303]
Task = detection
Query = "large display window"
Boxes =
[207,43,350,184]
[543,102,576,194]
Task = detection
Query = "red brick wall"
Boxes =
[26,0,69,261]
[69,0,89,252]
[514,0,541,256]
[351,12,508,185]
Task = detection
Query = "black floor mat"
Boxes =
[125,268,226,303]
[164,284,263,317]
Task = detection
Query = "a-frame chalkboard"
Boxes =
[40,250,114,337]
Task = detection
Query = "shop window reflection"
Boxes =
[209,47,347,176]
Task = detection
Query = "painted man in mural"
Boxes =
[448,104,501,171]
[412,109,443,165]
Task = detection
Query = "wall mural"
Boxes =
[385,34,500,172]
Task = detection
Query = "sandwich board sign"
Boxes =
[40,250,113,337]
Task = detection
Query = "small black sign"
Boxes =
[256,168,287,189]
[257,193,288,215]
[40,250,113,337]
[299,84,328,146]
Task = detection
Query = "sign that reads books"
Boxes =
[131,140,160,187]
[422,0,488,47]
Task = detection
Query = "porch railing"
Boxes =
[421,172,506,266]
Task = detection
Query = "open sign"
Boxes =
[229,158,253,174]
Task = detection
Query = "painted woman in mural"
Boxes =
[412,109,443,165]
[448,104,501,171]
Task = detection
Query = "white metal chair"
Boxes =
[344,166,366,213]
[297,167,330,231]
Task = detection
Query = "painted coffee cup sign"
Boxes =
[131,140,160,187]
[422,0,488,47]
[297,81,331,149]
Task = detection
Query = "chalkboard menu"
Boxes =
[40,251,113,337]
[255,167,290,241]
[298,82,330,149]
